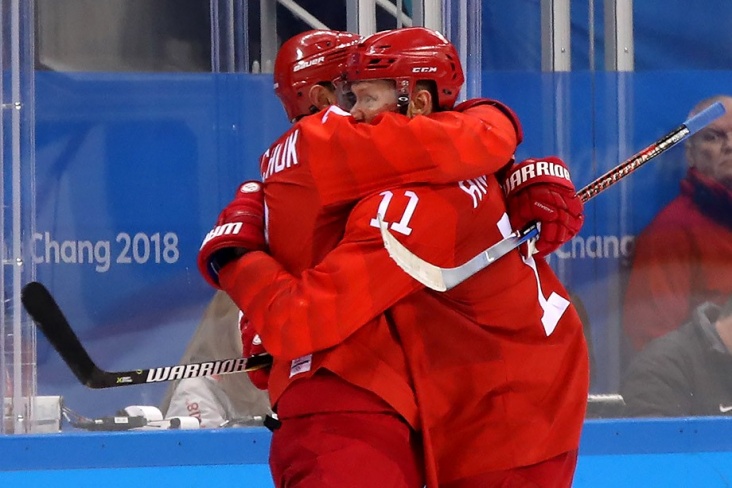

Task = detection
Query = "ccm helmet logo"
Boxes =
[412,67,437,73]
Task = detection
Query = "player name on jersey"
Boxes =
[262,129,300,180]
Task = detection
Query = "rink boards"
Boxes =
[1,418,732,487]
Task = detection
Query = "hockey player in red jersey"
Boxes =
[199,28,588,488]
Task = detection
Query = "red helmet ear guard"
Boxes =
[274,30,362,123]
[342,27,465,110]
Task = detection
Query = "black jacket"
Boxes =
[621,302,732,417]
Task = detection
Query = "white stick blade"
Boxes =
[377,215,447,291]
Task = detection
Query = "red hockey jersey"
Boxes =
[222,177,588,482]
[244,102,519,432]
[219,102,588,483]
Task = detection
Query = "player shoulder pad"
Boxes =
[453,98,524,145]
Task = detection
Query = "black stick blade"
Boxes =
[21,281,274,389]
[21,281,99,387]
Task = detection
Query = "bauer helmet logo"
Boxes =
[293,56,325,72]
[412,67,438,73]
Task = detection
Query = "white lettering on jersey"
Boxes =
[523,253,570,336]
[262,129,300,180]
[497,212,513,237]
[459,176,489,208]
[493,212,569,335]
[370,190,418,236]
[504,161,571,194]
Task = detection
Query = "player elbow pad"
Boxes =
[454,98,524,145]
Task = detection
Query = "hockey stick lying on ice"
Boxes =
[380,101,726,292]
[21,281,273,389]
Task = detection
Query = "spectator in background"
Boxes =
[159,291,271,428]
[621,295,732,417]
[623,95,732,351]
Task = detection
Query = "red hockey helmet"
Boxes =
[274,30,362,122]
[341,27,464,110]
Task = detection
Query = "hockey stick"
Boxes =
[380,101,726,291]
[21,281,273,389]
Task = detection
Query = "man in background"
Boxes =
[621,295,732,417]
[623,95,732,351]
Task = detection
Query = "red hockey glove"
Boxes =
[197,181,267,289]
[503,156,584,257]
[240,315,270,391]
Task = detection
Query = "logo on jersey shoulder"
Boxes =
[239,181,262,193]
[293,56,325,72]
[289,354,312,378]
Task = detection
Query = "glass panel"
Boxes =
[35,0,212,72]
[5,0,731,437]
[1,0,38,433]
[33,71,288,422]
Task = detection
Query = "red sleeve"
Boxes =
[217,192,424,360]
[302,106,518,206]
[218,180,504,360]
[455,97,523,144]
[219,173,528,361]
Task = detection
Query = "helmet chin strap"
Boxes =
[397,96,410,115]
[396,78,411,115]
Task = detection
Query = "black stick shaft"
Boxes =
[578,101,725,201]
[21,281,272,389]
